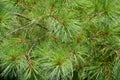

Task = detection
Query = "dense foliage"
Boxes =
[0,0,120,80]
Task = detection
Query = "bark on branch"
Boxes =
[15,13,49,30]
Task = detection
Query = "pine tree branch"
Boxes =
[0,22,34,42]
[3,21,34,37]
[27,43,36,55]
[15,13,31,21]
[26,34,48,55]
[25,34,48,69]
[51,15,65,26]
[89,10,108,20]
[14,13,49,30]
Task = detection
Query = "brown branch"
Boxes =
[50,4,55,14]
[51,15,65,26]
[25,34,48,69]
[24,42,36,69]
[105,66,109,80]
[27,43,36,55]
[15,13,49,30]
[26,34,48,55]
[25,53,33,69]
[2,22,34,39]
[89,10,108,20]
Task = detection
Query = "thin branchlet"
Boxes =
[14,13,49,30]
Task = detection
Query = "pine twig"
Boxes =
[25,34,48,69]
[4,21,34,37]
[15,13,49,30]
[89,10,108,20]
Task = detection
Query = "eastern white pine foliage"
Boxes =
[0,0,120,80]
